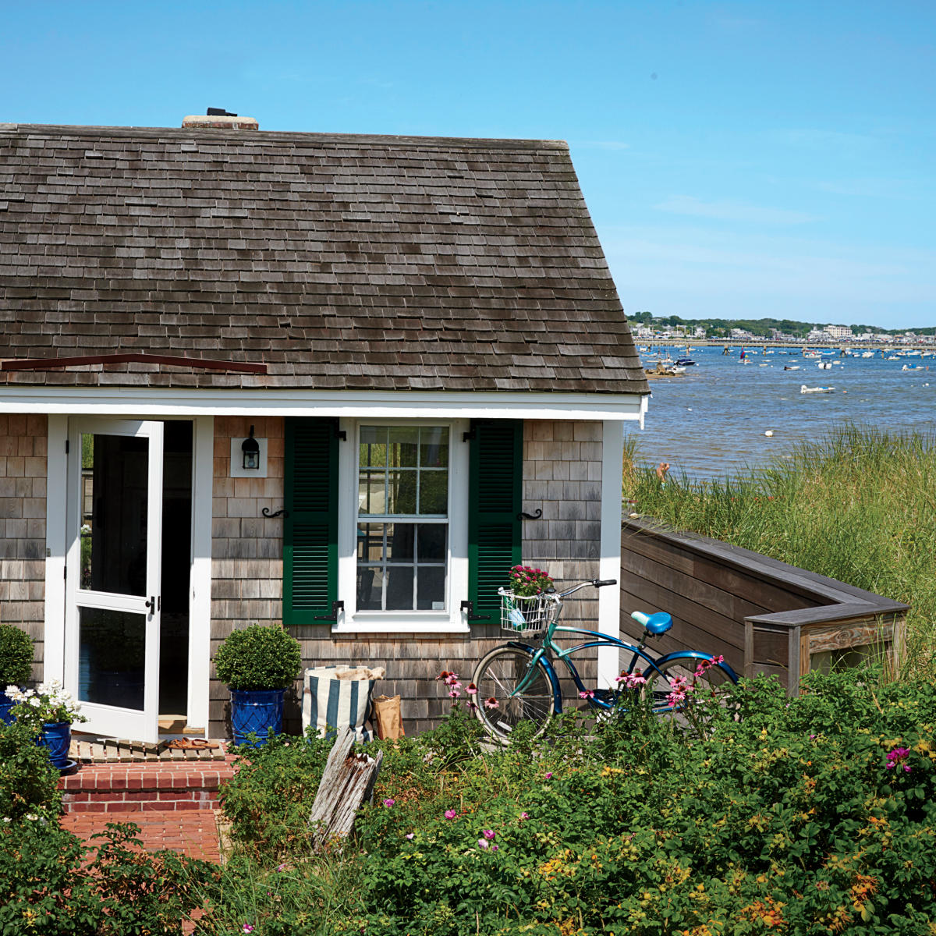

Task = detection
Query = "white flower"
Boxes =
[28,697,41,708]
[25,813,38,821]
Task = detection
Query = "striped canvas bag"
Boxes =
[302,666,384,743]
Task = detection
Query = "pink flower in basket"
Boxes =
[508,565,554,598]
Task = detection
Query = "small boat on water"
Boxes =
[801,385,835,394]
[675,357,697,366]
[817,361,833,370]
[902,364,927,371]
[784,365,800,371]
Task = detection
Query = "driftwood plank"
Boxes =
[308,727,383,851]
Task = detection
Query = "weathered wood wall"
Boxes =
[208,418,604,737]
[619,518,908,692]
[0,414,47,682]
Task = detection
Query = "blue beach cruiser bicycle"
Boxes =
[472,579,739,743]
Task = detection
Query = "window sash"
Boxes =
[355,425,451,614]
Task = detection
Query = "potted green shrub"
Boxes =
[0,624,35,725]
[214,623,302,747]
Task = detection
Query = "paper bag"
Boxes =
[372,694,404,740]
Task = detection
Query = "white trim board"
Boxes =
[0,387,648,421]
[597,420,625,690]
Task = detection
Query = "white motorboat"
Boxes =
[801,385,835,394]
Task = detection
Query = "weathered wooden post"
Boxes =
[308,726,383,851]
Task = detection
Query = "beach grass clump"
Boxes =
[625,423,936,673]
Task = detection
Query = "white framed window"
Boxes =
[335,418,470,633]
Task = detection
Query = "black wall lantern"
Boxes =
[241,425,260,470]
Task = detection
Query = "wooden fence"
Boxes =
[619,518,907,694]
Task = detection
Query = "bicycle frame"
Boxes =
[506,625,739,715]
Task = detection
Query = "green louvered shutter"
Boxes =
[468,419,523,622]
[283,418,339,626]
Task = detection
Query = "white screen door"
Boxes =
[64,419,164,742]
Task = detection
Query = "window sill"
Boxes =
[332,616,471,636]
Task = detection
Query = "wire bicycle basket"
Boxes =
[498,588,559,636]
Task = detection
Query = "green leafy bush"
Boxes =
[0,623,34,687]
[0,819,216,934]
[0,719,62,820]
[205,668,936,934]
[214,623,302,690]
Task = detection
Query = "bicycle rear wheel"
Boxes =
[644,657,737,716]
[472,646,556,743]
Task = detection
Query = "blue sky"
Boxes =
[3,0,934,329]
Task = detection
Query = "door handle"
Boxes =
[145,596,156,611]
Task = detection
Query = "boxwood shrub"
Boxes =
[0,623,34,687]
[214,623,302,691]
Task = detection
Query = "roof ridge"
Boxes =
[0,123,569,151]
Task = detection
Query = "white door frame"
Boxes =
[44,415,214,740]
[64,418,164,743]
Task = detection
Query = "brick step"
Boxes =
[59,759,237,814]
[62,808,223,862]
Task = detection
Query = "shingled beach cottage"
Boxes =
[0,114,649,741]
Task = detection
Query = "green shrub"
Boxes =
[214,623,302,690]
[0,819,217,934]
[218,729,333,859]
[0,623,34,687]
[207,669,936,934]
[0,719,61,820]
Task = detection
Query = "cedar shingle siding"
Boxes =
[0,123,647,394]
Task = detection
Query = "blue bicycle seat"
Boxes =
[630,610,673,635]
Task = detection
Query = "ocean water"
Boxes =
[626,346,936,480]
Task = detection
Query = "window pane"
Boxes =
[417,524,447,561]
[359,427,386,469]
[388,427,419,467]
[78,607,146,709]
[386,523,415,562]
[417,567,446,610]
[357,524,385,562]
[386,566,415,610]
[419,470,448,514]
[82,433,149,596]
[419,427,449,467]
[357,566,384,610]
[358,472,385,515]
[387,470,417,514]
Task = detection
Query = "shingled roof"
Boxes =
[0,122,648,394]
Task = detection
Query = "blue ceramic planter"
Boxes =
[230,688,285,747]
[0,696,15,726]
[38,721,72,769]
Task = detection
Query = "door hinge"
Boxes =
[63,565,67,580]
[65,439,69,454]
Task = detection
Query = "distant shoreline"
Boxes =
[640,338,934,351]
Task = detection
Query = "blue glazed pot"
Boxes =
[38,721,72,769]
[230,688,285,747]
[0,686,18,726]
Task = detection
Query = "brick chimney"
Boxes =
[182,108,258,131]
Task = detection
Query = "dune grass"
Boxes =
[624,423,936,674]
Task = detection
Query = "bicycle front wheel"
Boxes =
[472,646,557,743]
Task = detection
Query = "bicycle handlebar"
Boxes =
[553,578,617,599]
